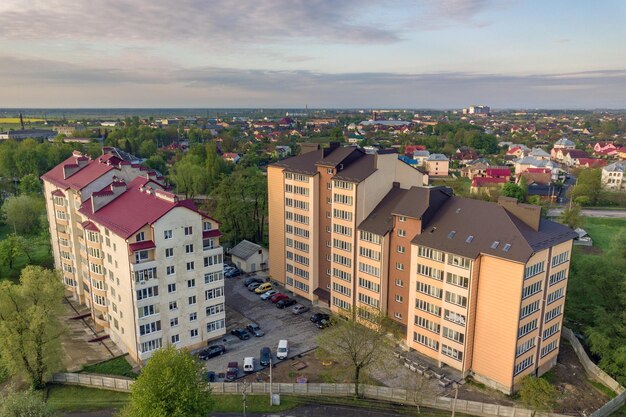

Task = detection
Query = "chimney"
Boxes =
[497,196,541,231]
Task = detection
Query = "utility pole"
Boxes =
[269,356,273,406]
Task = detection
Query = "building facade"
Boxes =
[602,161,626,192]
[268,146,577,394]
[42,149,226,363]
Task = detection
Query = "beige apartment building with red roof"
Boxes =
[41,149,225,363]
[268,144,577,393]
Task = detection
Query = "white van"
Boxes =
[243,356,255,373]
[276,339,289,360]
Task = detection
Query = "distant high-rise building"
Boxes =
[463,105,490,115]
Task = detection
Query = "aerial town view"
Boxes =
[0,1,625,417]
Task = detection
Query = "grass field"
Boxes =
[0,117,45,123]
[81,356,138,379]
[579,217,626,253]
[46,385,130,412]
[0,224,53,283]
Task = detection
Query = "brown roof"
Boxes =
[411,197,577,263]
[316,146,362,167]
[272,145,365,176]
[392,186,452,222]
[333,154,377,182]
[358,186,408,236]
[272,149,323,175]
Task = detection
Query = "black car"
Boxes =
[244,277,264,287]
[276,298,297,309]
[310,313,330,323]
[198,344,226,360]
[231,328,250,340]
[246,323,265,337]
[205,371,216,382]
[226,268,241,278]
[260,347,272,366]
[317,318,333,329]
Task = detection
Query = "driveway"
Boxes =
[547,208,626,219]
[198,273,323,379]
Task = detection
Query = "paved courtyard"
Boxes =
[198,273,325,379]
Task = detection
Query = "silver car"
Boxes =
[292,304,310,315]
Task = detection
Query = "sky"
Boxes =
[1,0,625,108]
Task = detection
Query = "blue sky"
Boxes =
[1,0,625,108]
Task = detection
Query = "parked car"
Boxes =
[198,344,226,360]
[246,323,265,337]
[310,313,330,323]
[317,318,333,329]
[205,371,216,382]
[276,298,297,309]
[260,289,278,300]
[244,277,264,287]
[292,304,309,315]
[276,340,289,360]
[255,282,272,294]
[260,347,272,366]
[243,357,255,373]
[225,362,239,381]
[225,268,241,278]
[230,328,250,340]
[224,265,235,273]
[247,282,262,291]
[270,293,288,303]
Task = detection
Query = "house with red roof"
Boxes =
[222,153,241,163]
[41,149,226,364]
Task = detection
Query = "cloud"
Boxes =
[0,0,401,45]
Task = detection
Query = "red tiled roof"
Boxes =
[526,168,551,174]
[41,154,117,191]
[203,230,222,239]
[51,189,65,197]
[576,158,607,167]
[129,240,156,252]
[471,177,508,187]
[81,221,100,232]
[486,168,510,177]
[506,146,521,154]
[79,177,203,239]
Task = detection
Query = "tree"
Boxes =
[18,173,42,195]
[570,169,601,205]
[117,346,213,417]
[0,266,65,389]
[169,159,206,199]
[518,376,558,417]
[501,183,526,203]
[0,388,58,417]
[0,234,29,270]
[559,203,582,229]
[317,307,398,397]
[1,195,45,235]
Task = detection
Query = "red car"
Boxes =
[270,293,288,303]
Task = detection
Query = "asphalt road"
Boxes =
[547,208,626,218]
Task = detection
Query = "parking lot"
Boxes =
[199,271,324,380]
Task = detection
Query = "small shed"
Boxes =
[573,228,593,246]
[230,240,268,272]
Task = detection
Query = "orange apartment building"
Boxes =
[268,144,577,394]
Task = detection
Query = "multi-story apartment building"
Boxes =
[268,145,577,394]
[41,149,226,363]
[602,161,626,192]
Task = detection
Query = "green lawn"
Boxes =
[580,217,626,253]
[46,385,130,412]
[0,224,53,283]
[81,356,138,379]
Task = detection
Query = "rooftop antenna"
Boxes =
[19,112,25,130]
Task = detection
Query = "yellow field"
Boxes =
[0,117,45,123]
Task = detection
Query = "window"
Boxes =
[204,254,223,267]
[332,296,351,310]
[204,271,224,284]
[520,300,540,319]
[136,231,145,242]
[170,317,179,327]
[417,246,443,262]
[139,338,162,353]
[185,244,194,253]
[514,356,534,375]
[547,288,564,305]
[416,264,443,280]
[333,193,353,205]
[190,329,198,338]
[544,305,562,323]
[333,180,354,190]
[446,272,469,288]
[394,312,402,319]
[399,216,407,222]
[395,262,404,271]
[518,319,538,338]
[171,334,180,344]
[397,229,406,237]
[417,281,443,299]
[164,230,172,239]
[137,304,158,318]
[442,344,463,361]
[415,299,441,317]
[187,279,196,288]
[167,265,175,275]
[186,261,195,271]
[207,319,225,333]
[205,287,224,300]
[397,245,405,254]
[206,303,225,317]
[414,315,440,334]
[135,250,149,263]
[448,255,470,269]
[184,226,193,235]
[333,238,352,252]
[333,223,352,236]
[358,277,380,293]
[332,268,351,282]
[333,209,353,221]
[136,285,159,300]
[395,279,404,287]
[358,262,380,277]
[139,320,161,336]
[165,248,173,257]
[541,340,558,358]
[444,309,466,326]
[413,332,439,351]
[189,312,197,322]
[358,292,379,308]
[169,301,178,311]
[551,251,569,267]
[524,262,545,279]
[327,168,333,174]
[395,294,403,303]
[549,270,567,286]
[443,327,464,344]
[359,231,381,245]
[187,295,196,305]
[516,338,536,357]
[543,322,560,340]
[522,281,542,299]
[445,291,467,307]
[333,253,351,267]
[333,282,351,297]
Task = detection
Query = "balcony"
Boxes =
[94,314,109,328]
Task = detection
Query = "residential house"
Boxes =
[230,240,268,273]
[426,154,450,177]
[222,153,241,164]
[529,148,551,161]
[602,161,626,192]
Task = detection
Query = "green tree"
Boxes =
[169,159,206,199]
[19,173,42,195]
[559,204,582,229]
[317,307,398,398]
[0,266,65,389]
[501,183,526,203]
[1,195,45,235]
[570,169,601,205]
[518,376,558,417]
[0,234,30,270]
[0,388,58,417]
[117,346,213,417]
